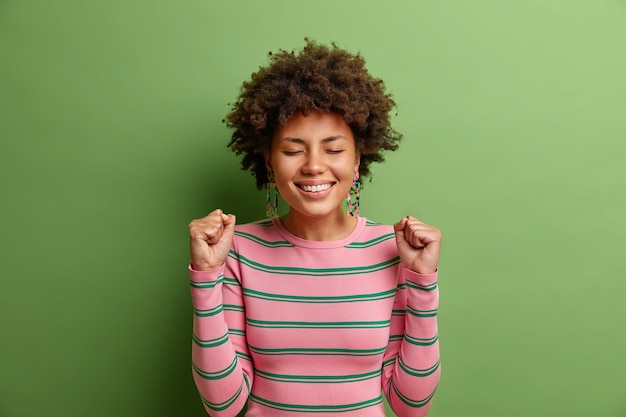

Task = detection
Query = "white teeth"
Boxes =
[301,184,332,192]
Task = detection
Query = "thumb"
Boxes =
[221,214,237,240]
[393,217,408,244]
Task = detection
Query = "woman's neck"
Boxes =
[279,210,358,241]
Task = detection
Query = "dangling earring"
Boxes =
[345,169,361,217]
[266,169,279,218]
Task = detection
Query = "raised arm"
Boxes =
[188,210,252,417]
[382,216,442,416]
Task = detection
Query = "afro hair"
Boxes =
[224,39,403,190]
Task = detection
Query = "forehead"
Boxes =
[273,112,354,141]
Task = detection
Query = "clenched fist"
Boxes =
[188,209,236,271]
[394,216,441,274]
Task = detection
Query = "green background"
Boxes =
[1,1,625,416]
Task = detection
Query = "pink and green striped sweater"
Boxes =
[189,217,440,416]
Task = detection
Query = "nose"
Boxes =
[301,150,326,175]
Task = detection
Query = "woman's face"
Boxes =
[268,111,360,220]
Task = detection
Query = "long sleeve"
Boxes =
[189,261,253,417]
[381,266,440,417]
[189,218,440,417]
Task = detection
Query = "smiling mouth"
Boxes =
[299,183,333,193]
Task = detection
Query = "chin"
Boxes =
[289,206,345,219]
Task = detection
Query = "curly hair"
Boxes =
[224,39,403,190]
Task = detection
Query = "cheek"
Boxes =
[272,160,297,184]
[333,162,357,183]
[343,155,359,175]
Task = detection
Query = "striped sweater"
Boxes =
[189,217,440,416]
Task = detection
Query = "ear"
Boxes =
[354,153,361,172]
[265,155,272,172]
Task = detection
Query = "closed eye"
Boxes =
[326,149,344,154]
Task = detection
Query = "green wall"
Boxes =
[1,1,625,416]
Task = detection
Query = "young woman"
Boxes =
[188,40,442,417]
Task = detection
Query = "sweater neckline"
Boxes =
[271,216,367,249]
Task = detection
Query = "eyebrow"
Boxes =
[281,135,347,144]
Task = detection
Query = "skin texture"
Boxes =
[268,111,359,241]
[189,209,236,271]
[189,112,441,273]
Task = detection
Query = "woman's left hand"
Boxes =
[394,216,441,274]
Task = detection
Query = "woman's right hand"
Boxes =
[188,209,236,271]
